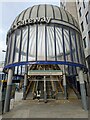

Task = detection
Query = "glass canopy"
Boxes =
[4,4,86,71]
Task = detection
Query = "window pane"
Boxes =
[79,7,81,17]
[56,27,63,61]
[64,29,71,62]
[37,25,45,60]
[83,37,87,48]
[28,25,36,61]
[9,33,15,64]
[85,12,88,24]
[83,0,85,8]
[14,29,21,63]
[76,34,82,64]
[20,26,28,62]
[70,31,78,63]
[47,26,55,61]
[6,36,11,64]
[81,22,84,32]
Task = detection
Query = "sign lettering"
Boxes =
[9,17,51,34]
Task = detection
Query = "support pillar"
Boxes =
[76,76,80,92]
[83,73,88,96]
[23,73,27,100]
[63,74,67,99]
[86,60,90,81]
[63,66,67,99]
[78,70,88,110]
[4,69,13,113]
[44,76,47,103]
[50,76,55,97]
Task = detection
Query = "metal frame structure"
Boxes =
[4,5,86,69]
[3,5,88,113]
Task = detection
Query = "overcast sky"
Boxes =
[0,0,60,62]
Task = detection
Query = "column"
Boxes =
[4,69,13,113]
[44,76,47,103]
[78,69,88,110]
[76,76,80,92]
[83,73,88,96]
[63,66,67,99]
[23,73,27,100]
[50,76,55,96]
[86,61,90,81]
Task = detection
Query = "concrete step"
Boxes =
[27,92,34,100]
[56,92,64,100]
[68,88,78,99]
[15,92,23,101]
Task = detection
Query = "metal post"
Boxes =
[63,66,67,99]
[44,76,47,103]
[86,61,90,81]
[23,73,27,100]
[63,74,67,99]
[76,76,80,93]
[50,76,55,96]
[78,69,88,110]
[4,69,13,113]
[76,76,79,82]
[83,73,88,96]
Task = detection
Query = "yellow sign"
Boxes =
[1,80,7,83]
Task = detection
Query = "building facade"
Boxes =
[76,0,90,76]
[60,0,79,22]
[60,0,90,76]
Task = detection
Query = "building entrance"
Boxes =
[25,78,64,102]
[3,4,88,112]
[24,65,64,102]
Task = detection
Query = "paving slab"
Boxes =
[2,99,88,118]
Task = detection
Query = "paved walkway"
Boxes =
[0,115,2,120]
[3,99,88,118]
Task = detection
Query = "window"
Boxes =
[85,12,88,24]
[77,0,79,4]
[88,31,90,40]
[83,0,85,8]
[83,37,87,48]
[79,7,81,17]
[81,22,84,32]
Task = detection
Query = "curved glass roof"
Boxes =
[10,4,79,31]
[4,4,86,70]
